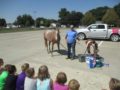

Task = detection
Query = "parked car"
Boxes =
[40,26,45,29]
[76,24,120,42]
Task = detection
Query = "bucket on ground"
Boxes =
[79,54,86,62]
[86,55,95,68]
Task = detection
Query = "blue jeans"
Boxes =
[67,42,76,59]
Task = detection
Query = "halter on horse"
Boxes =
[44,28,60,56]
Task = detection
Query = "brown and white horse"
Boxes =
[44,28,60,56]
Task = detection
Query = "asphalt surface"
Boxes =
[0,29,120,90]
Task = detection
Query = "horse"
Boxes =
[44,28,61,56]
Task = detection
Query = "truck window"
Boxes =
[98,25,105,29]
[90,25,97,29]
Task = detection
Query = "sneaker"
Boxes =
[71,56,76,60]
[66,57,70,59]
[71,57,75,60]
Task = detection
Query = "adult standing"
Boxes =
[65,26,79,60]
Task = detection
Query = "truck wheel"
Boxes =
[77,33,86,40]
[110,34,119,42]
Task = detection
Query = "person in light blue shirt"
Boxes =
[36,65,53,90]
[65,26,79,59]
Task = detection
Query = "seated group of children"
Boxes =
[0,58,80,90]
[0,58,120,90]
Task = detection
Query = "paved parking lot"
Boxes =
[0,29,120,90]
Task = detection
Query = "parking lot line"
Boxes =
[98,41,103,46]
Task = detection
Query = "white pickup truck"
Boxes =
[76,24,120,42]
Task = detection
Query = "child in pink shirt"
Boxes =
[53,72,68,90]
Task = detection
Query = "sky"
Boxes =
[0,0,120,23]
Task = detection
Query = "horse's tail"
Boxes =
[44,32,48,47]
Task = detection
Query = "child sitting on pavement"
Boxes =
[102,78,120,90]
[53,72,68,90]
[68,79,80,90]
[24,67,37,90]
[36,65,53,90]
[16,63,29,90]
[109,78,120,90]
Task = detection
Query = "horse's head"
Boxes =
[56,28,60,34]
[53,28,60,35]
[54,28,60,42]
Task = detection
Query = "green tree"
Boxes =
[114,3,120,18]
[102,8,120,26]
[81,12,96,26]
[58,8,83,26]
[59,8,70,19]
[22,14,34,27]
[0,18,7,27]
[15,14,34,27]
[16,15,22,26]
[35,17,43,27]
[44,19,51,27]
[66,11,83,26]
[13,20,18,26]
[35,17,51,27]
[58,8,70,25]
[90,6,109,21]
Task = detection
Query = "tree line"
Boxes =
[0,3,120,28]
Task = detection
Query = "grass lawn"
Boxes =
[0,27,69,33]
[0,28,41,33]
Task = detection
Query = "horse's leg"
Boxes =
[48,41,51,53]
[46,41,49,53]
[51,43,54,56]
[57,41,60,52]
[44,37,49,53]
